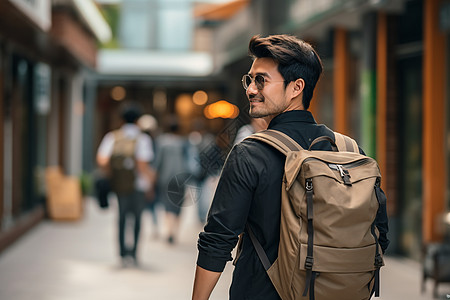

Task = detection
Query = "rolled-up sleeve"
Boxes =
[136,134,154,162]
[196,144,256,272]
[374,186,390,253]
[97,132,115,158]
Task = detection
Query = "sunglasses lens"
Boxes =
[245,75,252,89]
[255,75,264,90]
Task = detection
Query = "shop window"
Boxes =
[397,55,423,259]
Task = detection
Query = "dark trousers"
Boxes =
[117,191,146,258]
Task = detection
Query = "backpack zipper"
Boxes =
[327,158,371,170]
[331,159,372,186]
[304,157,372,186]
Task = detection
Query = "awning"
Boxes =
[194,0,249,21]
[72,0,112,43]
[97,49,214,77]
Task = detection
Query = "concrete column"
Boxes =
[47,71,60,167]
[82,76,97,173]
[66,72,84,176]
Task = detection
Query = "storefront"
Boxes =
[394,0,424,258]
[0,0,52,251]
[0,0,110,253]
[282,0,446,259]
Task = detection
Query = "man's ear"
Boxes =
[292,78,305,98]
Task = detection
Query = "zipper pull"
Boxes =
[337,165,352,186]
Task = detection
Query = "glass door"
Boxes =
[397,54,423,259]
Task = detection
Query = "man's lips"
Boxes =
[249,97,264,103]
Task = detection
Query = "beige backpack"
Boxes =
[109,130,138,194]
[247,129,385,300]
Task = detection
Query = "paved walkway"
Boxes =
[0,197,448,300]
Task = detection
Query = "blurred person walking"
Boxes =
[196,132,227,224]
[97,102,155,266]
[154,116,191,245]
[192,35,389,300]
[138,114,161,239]
[186,119,227,225]
[233,117,267,145]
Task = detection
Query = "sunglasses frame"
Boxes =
[241,74,285,90]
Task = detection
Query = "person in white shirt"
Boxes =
[97,102,155,266]
[233,117,267,145]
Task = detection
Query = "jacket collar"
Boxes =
[268,110,317,129]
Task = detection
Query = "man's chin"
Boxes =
[249,111,266,118]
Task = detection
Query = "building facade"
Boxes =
[0,0,110,253]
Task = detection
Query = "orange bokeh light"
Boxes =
[204,100,239,119]
[193,90,208,105]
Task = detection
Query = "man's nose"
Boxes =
[246,81,259,96]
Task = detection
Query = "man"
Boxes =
[192,34,389,300]
[153,116,190,245]
[97,102,155,266]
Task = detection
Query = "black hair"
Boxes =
[120,102,142,124]
[248,34,323,109]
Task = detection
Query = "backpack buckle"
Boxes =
[374,254,383,268]
[305,179,313,191]
[305,256,314,270]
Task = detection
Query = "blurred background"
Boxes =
[0,0,449,298]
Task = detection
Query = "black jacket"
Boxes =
[197,110,389,300]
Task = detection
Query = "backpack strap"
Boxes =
[112,129,124,140]
[302,178,316,300]
[250,130,359,154]
[371,178,386,297]
[112,129,139,152]
[112,130,123,154]
[244,130,302,273]
[334,132,359,153]
[247,129,303,155]
[246,224,271,271]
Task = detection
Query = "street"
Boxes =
[0,197,448,300]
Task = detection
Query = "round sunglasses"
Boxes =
[241,74,285,90]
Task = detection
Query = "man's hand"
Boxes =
[136,160,156,185]
[192,266,222,300]
[96,154,110,175]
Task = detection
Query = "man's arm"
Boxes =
[193,144,256,299]
[96,154,109,168]
[136,160,156,185]
[374,185,390,253]
[192,266,222,300]
[96,132,114,172]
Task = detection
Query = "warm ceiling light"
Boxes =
[111,86,126,101]
[193,90,208,105]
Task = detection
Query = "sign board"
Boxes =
[9,0,51,31]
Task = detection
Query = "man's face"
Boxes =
[245,57,299,120]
